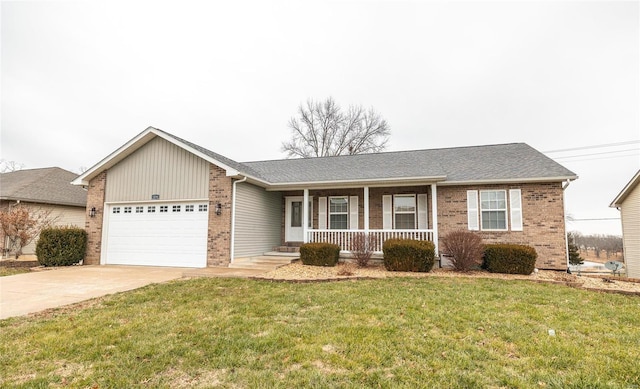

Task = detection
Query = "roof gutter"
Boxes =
[439,176,578,186]
[229,175,248,263]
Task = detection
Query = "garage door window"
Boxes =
[173,205,181,212]
[199,204,208,212]
[186,205,194,212]
[136,206,143,213]
[124,207,132,213]
[160,206,168,213]
[148,206,155,213]
[113,207,120,214]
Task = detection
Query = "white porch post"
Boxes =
[303,189,309,243]
[364,186,369,233]
[431,183,439,255]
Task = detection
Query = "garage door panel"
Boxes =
[105,202,209,267]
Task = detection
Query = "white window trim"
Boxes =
[479,190,508,231]
[328,196,349,230]
[393,194,417,229]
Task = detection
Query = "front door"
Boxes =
[285,196,312,242]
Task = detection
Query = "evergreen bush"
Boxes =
[300,243,340,267]
[483,244,537,274]
[36,226,87,267]
[382,239,435,272]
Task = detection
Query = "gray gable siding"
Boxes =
[233,182,282,258]
[105,137,209,202]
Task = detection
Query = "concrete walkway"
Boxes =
[0,265,188,320]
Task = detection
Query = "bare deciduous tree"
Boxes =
[441,230,484,272]
[282,97,391,158]
[0,159,25,173]
[0,205,57,258]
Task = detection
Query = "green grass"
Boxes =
[1,277,639,388]
[0,267,30,277]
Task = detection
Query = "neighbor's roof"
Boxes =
[0,167,87,207]
[610,170,640,208]
[73,127,577,189]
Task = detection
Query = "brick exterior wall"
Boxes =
[280,186,432,244]
[368,186,432,229]
[84,171,106,265]
[281,182,567,270]
[207,164,232,266]
[437,182,568,270]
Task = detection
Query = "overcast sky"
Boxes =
[2,0,638,236]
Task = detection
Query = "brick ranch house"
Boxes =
[72,127,577,270]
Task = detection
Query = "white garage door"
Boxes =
[105,202,209,267]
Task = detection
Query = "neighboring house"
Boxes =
[72,127,577,270]
[610,170,640,278]
[0,167,87,256]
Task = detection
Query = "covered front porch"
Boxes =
[280,184,439,254]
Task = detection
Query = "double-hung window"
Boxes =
[467,189,522,231]
[329,197,348,229]
[394,195,416,229]
[480,190,507,230]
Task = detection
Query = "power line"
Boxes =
[553,153,639,164]
[544,140,640,153]
[553,148,640,160]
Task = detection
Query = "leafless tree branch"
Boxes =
[281,97,390,158]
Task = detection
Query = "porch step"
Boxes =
[272,245,301,253]
[228,255,296,271]
[263,251,301,258]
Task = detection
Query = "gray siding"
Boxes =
[105,137,209,202]
[621,183,640,278]
[233,183,282,258]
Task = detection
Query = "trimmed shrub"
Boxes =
[383,239,435,272]
[441,230,484,272]
[36,226,87,267]
[483,244,537,275]
[300,243,340,267]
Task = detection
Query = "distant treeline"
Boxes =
[569,232,623,259]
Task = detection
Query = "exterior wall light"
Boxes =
[215,203,222,216]
[89,207,97,218]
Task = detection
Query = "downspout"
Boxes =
[562,179,572,268]
[229,176,247,264]
[431,183,438,260]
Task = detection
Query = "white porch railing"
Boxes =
[307,229,434,252]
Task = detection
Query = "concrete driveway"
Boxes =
[0,265,187,320]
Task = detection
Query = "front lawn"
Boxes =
[0,267,30,277]
[1,277,639,388]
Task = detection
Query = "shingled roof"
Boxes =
[73,127,577,189]
[1,167,87,207]
[242,143,577,186]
